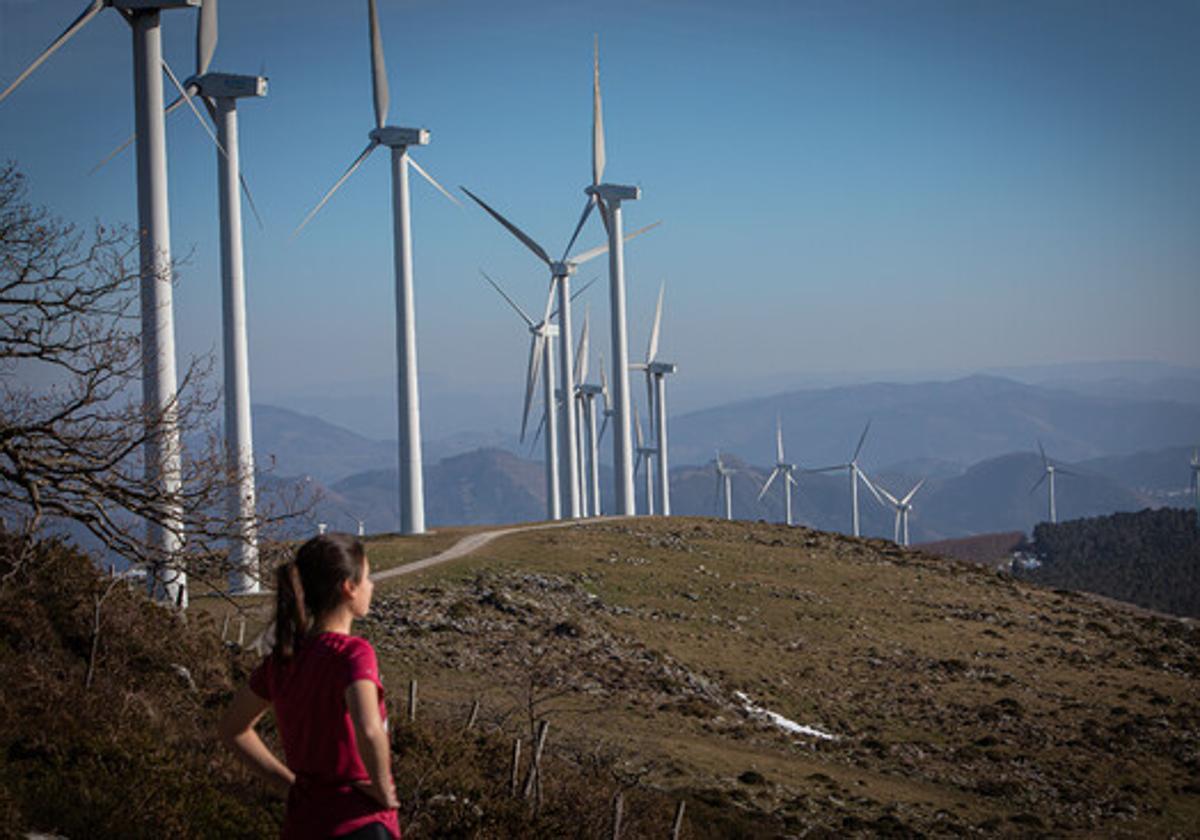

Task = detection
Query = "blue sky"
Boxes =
[2,0,1197,439]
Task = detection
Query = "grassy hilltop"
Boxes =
[2,519,1198,838]
[357,517,1199,837]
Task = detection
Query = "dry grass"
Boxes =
[362,516,1200,837]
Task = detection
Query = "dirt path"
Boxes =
[371,516,624,582]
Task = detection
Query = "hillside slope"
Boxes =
[360,518,1200,837]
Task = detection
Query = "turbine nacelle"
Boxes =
[587,183,640,203]
[549,261,577,278]
[648,361,677,375]
[370,126,430,148]
[186,72,267,99]
[114,0,200,9]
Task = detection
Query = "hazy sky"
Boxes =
[2,0,1197,439]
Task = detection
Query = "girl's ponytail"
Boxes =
[272,532,366,661]
[274,561,308,661]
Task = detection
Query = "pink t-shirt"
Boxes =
[250,633,401,840]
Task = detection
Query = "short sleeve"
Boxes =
[343,638,383,692]
[248,656,274,701]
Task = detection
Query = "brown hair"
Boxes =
[273,532,366,660]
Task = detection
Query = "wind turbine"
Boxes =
[480,270,561,521]
[630,282,677,516]
[1190,449,1199,523]
[1030,441,1077,525]
[757,417,799,526]
[2,0,203,607]
[158,0,266,594]
[571,37,645,517]
[572,311,592,517]
[860,473,926,546]
[633,405,657,516]
[805,421,872,537]
[459,188,658,521]
[296,0,457,535]
[714,452,736,521]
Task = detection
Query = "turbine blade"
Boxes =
[853,420,872,461]
[634,404,644,447]
[787,472,799,487]
[647,281,665,363]
[592,34,606,187]
[775,416,784,463]
[238,170,264,230]
[368,0,389,129]
[460,187,551,265]
[541,275,558,327]
[758,469,779,501]
[529,410,546,451]
[574,309,590,383]
[162,60,229,161]
[480,269,534,326]
[570,275,598,303]
[1038,440,1048,467]
[900,478,926,505]
[521,333,542,442]
[197,0,218,76]
[1029,473,1047,494]
[91,93,194,176]
[408,156,461,206]
[294,141,379,234]
[804,464,848,474]
[0,1,104,104]
[560,198,595,263]
[570,219,662,266]
[858,469,890,508]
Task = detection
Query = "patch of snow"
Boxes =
[734,691,838,741]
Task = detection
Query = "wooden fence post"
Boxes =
[465,699,480,730]
[671,800,686,839]
[221,614,231,641]
[510,738,522,796]
[408,679,418,722]
[237,616,246,646]
[610,791,624,840]
[522,719,550,800]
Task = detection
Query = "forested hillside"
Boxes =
[1017,508,1200,618]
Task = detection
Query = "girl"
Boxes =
[219,533,401,840]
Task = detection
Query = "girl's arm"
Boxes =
[218,683,295,796]
[346,679,399,809]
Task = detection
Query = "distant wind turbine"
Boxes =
[860,473,926,546]
[576,37,646,517]
[1191,449,1199,523]
[633,405,657,516]
[295,0,458,534]
[714,452,736,521]
[630,282,677,516]
[480,270,561,521]
[459,187,658,520]
[806,421,872,537]
[1,0,204,607]
[757,417,799,526]
[1030,441,1078,525]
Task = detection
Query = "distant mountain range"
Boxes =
[248,373,1200,538]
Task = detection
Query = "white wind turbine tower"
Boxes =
[568,37,646,517]
[805,421,872,537]
[1191,449,1200,522]
[714,452,736,521]
[1030,441,1078,525]
[630,283,677,516]
[461,186,658,520]
[633,405,657,515]
[2,0,203,607]
[757,417,799,526]
[165,0,266,594]
[296,0,457,535]
[860,473,926,546]
[480,270,562,521]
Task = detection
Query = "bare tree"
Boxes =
[0,162,307,602]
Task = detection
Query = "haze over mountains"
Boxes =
[252,368,1200,540]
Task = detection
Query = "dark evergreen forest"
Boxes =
[1017,508,1200,618]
